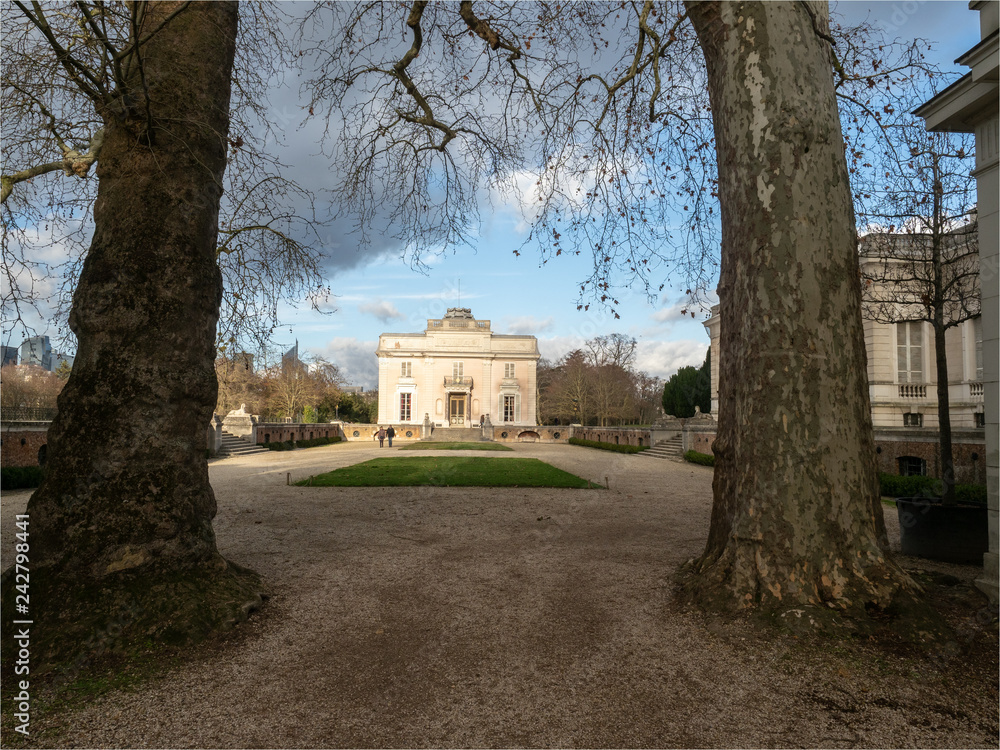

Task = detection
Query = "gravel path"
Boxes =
[2,441,997,748]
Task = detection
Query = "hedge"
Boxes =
[879,472,986,505]
[568,437,649,454]
[266,436,342,451]
[683,450,715,467]
[1,466,45,490]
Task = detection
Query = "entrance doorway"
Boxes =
[449,395,466,425]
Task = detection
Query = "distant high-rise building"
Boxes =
[1,346,17,367]
[20,336,52,371]
[281,340,301,371]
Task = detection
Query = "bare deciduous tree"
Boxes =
[303,0,942,630]
[1,2,330,355]
[859,117,979,504]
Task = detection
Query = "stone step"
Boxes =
[423,427,487,442]
[219,431,269,456]
[640,437,683,459]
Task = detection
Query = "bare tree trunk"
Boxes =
[683,1,932,633]
[934,320,957,504]
[931,163,957,505]
[5,2,264,670]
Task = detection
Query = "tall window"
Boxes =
[401,361,411,377]
[504,363,515,379]
[896,321,923,383]
[400,392,411,421]
[503,395,515,422]
[973,316,983,381]
[453,362,464,378]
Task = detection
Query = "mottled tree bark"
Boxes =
[683,1,932,633]
[4,2,263,669]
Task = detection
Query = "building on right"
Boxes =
[913,0,998,603]
[857,228,983,433]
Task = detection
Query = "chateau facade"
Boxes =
[375,308,539,428]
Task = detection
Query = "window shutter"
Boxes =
[515,394,521,422]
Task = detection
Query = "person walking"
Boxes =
[386,425,395,447]
[376,427,386,447]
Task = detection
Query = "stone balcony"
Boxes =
[444,376,474,392]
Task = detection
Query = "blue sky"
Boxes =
[3,2,982,390]
[273,1,982,389]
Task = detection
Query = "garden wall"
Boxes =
[0,422,49,467]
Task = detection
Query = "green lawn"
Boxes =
[400,441,513,451]
[296,457,600,488]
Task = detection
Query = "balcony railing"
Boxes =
[898,384,927,398]
[0,406,57,422]
[970,382,984,398]
[444,376,473,389]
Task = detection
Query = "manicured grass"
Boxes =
[400,441,513,451]
[296,456,600,488]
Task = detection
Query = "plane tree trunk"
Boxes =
[3,1,264,672]
[682,1,935,635]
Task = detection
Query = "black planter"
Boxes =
[896,497,988,565]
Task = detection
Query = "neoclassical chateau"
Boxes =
[375,308,539,428]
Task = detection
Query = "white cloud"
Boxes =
[310,337,379,389]
[634,340,708,381]
[358,300,405,322]
[503,315,554,335]
[537,335,587,363]
[651,301,690,324]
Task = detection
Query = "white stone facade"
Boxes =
[375,308,539,429]
[857,232,984,431]
[913,0,999,601]
[702,300,984,432]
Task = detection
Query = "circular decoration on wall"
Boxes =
[405,431,413,438]
[553,432,561,439]
[352,430,360,437]
[501,431,508,439]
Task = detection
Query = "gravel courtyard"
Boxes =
[2,441,997,748]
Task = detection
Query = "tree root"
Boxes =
[1,554,267,679]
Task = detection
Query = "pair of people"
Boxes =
[375,426,396,447]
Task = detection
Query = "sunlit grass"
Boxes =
[400,441,513,451]
[296,457,600,488]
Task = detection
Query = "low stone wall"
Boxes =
[875,428,987,485]
[255,422,346,445]
[571,427,652,447]
[683,422,717,455]
[1,422,50,467]
[661,422,987,484]
[491,425,571,443]
[336,423,423,442]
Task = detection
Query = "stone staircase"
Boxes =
[219,430,269,457]
[424,427,487,442]
[640,434,683,460]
